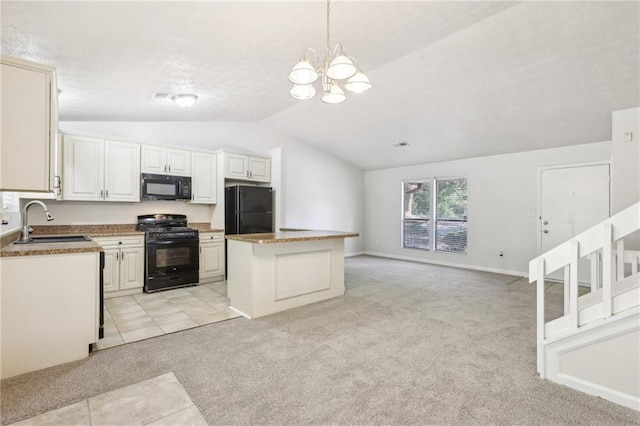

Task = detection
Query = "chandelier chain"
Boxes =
[326,0,331,55]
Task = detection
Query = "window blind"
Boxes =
[435,178,467,253]
[402,180,430,250]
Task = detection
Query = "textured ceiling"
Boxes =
[2,1,639,170]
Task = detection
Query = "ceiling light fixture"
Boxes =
[288,0,372,104]
[171,94,198,108]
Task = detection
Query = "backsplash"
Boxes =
[21,199,213,226]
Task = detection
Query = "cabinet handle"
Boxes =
[105,189,109,198]
[54,175,61,195]
[168,165,171,173]
[100,189,104,198]
[115,251,119,261]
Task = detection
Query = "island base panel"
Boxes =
[227,239,346,318]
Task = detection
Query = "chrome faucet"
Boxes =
[21,200,54,241]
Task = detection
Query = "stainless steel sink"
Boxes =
[14,235,91,244]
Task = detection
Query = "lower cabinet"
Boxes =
[199,232,224,283]
[95,235,144,295]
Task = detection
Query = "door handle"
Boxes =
[543,230,549,234]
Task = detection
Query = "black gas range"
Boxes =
[137,214,199,293]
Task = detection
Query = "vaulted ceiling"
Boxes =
[2,1,639,170]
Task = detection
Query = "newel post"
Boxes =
[536,257,546,377]
[602,222,613,318]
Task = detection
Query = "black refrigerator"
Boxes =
[225,185,273,235]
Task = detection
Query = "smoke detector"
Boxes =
[393,141,410,147]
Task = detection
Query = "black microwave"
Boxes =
[141,173,191,201]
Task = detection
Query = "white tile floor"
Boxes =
[98,281,241,350]
[10,372,207,426]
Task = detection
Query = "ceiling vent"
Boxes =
[150,92,171,100]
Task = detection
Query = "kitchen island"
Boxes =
[226,230,359,318]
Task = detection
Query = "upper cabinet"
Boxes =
[1,56,59,193]
[63,134,140,202]
[224,153,271,182]
[141,145,191,176]
[191,152,217,204]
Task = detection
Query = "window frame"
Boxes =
[401,179,431,251]
[401,176,468,255]
[433,176,468,255]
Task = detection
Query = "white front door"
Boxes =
[539,163,610,283]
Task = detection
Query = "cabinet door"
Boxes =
[141,145,167,174]
[104,141,140,202]
[167,149,191,176]
[200,242,224,279]
[63,135,104,201]
[225,154,249,179]
[103,249,120,292]
[191,152,217,204]
[0,61,52,192]
[118,247,144,290]
[248,157,271,182]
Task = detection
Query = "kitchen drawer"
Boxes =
[199,232,224,242]
[94,235,144,248]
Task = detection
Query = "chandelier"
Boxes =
[288,0,372,104]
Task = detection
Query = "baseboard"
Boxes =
[345,251,365,258]
[552,373,640,412]
[362,251,526,278]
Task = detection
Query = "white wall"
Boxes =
[611,107,640,250]
[60,121,365,254]
[280,141,364,254]
[364,141,612,275]
[611,107,640,214]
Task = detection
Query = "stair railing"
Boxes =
[528,202,640,377]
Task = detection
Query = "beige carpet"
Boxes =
[2,255,639,425]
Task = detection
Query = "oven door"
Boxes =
[145,237,199,292]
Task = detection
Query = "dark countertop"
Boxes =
[1,222,225,257]
[226,230,360,244]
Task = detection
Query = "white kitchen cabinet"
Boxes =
[199,232,224,282]
[224,153,271,182]
[141,145,191,176]
[191,152,217,204]
[1,56,59,193]
[1,252,99,379]
[95,235,145,295]
[63,134,140,202]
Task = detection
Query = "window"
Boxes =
[435,178,467,253]
[402,180,430,250]
[401,177,467,254]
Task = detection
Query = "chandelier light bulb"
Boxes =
[288,60,319,85]
[326,55,357,80]
[290,84,317,100]
[321,82,346,104]
[344,71,372,94]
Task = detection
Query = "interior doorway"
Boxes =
[538,162,611,283]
